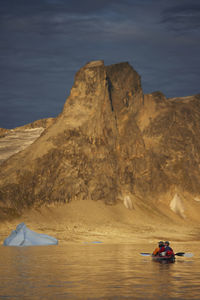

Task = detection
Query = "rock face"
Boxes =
[0,60,200,221]
[0,128,44,165]
[0,118,55,165]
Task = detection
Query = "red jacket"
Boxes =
[153,246,165,256]
[165,246,175,257]
[158,246,166,255]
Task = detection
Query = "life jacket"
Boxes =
[165,246,174,257]
[153,247,160,256]
[153,246,165,256]
[158,246,166,256]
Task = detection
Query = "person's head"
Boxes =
[165,241,170,246]
[158,241,164,247]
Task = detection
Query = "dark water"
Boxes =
[0,243,199,300]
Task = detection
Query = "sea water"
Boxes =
[0,243,199,299]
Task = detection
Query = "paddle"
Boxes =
[175,252,193,257]
[140,252,193,258]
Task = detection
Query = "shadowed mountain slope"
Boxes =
[0,60,200,222]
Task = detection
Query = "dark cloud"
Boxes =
[0,0,199,128]
[161,1,200,33]
[0,0,129,17]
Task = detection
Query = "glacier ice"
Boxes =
[3,223,58,246]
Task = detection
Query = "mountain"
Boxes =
[0,60,200,223]
[0,118,55,165]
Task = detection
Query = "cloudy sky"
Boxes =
[1,0,200,128]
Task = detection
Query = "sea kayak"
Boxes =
[152,255,175,263]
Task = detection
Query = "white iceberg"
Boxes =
[3,223,58,246]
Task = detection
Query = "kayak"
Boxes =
[140,252,193,260]
[152,255,175,263]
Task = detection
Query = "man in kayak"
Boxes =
[164,241,175,257]
[152,241,165,256]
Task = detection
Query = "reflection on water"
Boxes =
[0,244,199,299]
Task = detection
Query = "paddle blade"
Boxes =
[140,253,152,256]
[175,252,194,257]
[182,253,193,258]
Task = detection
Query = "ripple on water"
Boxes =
[0,244,199,300]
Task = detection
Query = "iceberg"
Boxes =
[3,223,58,246]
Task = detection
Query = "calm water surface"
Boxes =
[0,243,199,299]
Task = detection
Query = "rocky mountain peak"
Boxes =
[84,60,104,68]
[63,60,143,118]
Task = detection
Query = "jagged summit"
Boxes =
[84,60,104,68]
[0,61,200,223]
[62,60,142,117]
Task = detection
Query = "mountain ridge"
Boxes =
[0,60,200,225]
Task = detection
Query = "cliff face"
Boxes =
[0,60,200,221]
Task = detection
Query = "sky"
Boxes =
[0,0,200,128]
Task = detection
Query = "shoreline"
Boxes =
[0,200,199,246]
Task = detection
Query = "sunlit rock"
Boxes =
[0,60,200,222]
[3,223,58,246]
[123,195,133,210]
[170,193,185,218]
[194,197,200,202]
[0,128,44,164]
